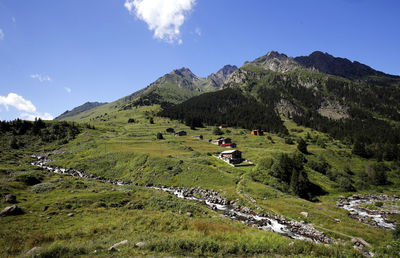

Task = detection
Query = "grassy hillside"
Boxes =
[57,67,237,123]
[2,106,399,256]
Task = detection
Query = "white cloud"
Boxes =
[125,0,196,44]
[64,87,71,93]
[20,112,53,121]
[195,27,201,36]
[30,74,52,82]
[0,29,4,40]
[0,93,36,112]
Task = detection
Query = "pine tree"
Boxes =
[297,138,308,154]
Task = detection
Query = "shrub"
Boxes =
[31,182,55,193]
[157,132,164,140]
[284,138,294,145]
[393,224,400,239]
[297,138,308,154]
[15,171,43,185]
[38,242,87,258]
[337,177,356,192]
[308,156,330,174]
[213,127,224,135]
[128,118,135,123]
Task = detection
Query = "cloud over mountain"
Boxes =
[125,0,195,44]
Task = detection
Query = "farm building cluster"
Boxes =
[163,126,251,166]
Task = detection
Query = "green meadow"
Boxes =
[1,105,399,257]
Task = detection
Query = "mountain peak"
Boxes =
[215,65,238,77]
[266,51,289,60]
[294,51,381,80]
[207,65,238,88]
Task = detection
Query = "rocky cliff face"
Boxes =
[207,65,238,88]
[252,51,301,73]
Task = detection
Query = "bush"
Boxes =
[31,182,55,193]
[213,127,224,135]
[308,156,330,174]
[284,138,294,145]
[297,138,308,154]
[38,242,88,258]
[392,224,400,240]
[15,171,43,185]
[128,118,135,123]
[337,177,356,192]
[157,132,164,140]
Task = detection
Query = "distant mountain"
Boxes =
[207,65,238,88]
[294,51,397,80]
[55,102,107,121]
[162,51,400,145]
[55,65,237,121]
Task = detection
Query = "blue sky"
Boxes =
[0,0,399,121]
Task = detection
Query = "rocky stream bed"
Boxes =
[30,152,332,244]
[337,195,400,230]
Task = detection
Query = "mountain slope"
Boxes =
[162,51,400,146]
[54,102,107,121]
[56,66,237,122]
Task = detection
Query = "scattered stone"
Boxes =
[47,211,57,216]
[30,152,333,244]
[351,237,372,248]
[67,213,74,217]
[135,242,147,248]
[300,212,309,218]
[178,210,182,214]
[42,206,49,211]
[334,218,341,223]
[5,194,17,204]
[387,245,393,249]
[0,205,24,216]
[109,240,129,251]
[26,246,41,256]
[47,216,51,219]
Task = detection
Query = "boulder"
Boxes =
[67,213,74,217]
[300,212,309,218]
[5,194,17,204]
[0,205,24,216]
[351,237,372,248]
[109,240,129,251]
[135,242,147,248]
[186,212,193,217]
[42,206,49,211]
[26,246,41,256]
